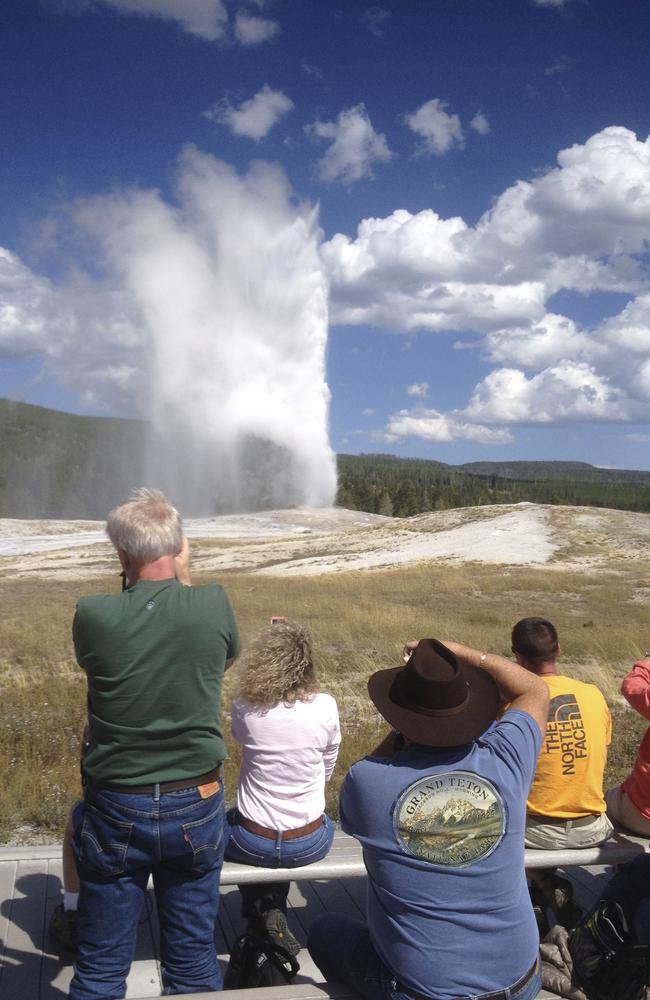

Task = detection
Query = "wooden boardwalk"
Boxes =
[0,843,367,999]
[0,839,623,1000]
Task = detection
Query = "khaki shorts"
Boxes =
[524,810,613,849]
[605,785,650,836]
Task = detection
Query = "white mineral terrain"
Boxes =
[1,502,649,579]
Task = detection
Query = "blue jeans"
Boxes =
[225,808,334,916]
[69,781,225,1000]
[308,914,542,1000]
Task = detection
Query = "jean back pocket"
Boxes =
[77,803,133,877]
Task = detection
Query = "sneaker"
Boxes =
[49,903,79,951]
[262,907,301,957]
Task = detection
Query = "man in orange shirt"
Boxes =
[512,617,613,849]
[606,655,650,835]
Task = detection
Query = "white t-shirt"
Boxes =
[232,692,341,830]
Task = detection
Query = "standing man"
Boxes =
[511,617,612,849]
[69,488,240,1000]
[309,637,549,1000]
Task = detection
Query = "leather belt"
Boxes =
[391,957,539,1000]
[238,813,324,841]
[96,767,222,795]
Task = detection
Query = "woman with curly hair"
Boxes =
[225,619,341,956]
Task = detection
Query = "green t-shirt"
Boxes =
[73,579,240,785]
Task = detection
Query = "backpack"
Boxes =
[224,932,300,989]
[569,899,647,1000]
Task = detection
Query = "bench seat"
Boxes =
[0,827,646,881]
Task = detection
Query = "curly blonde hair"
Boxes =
[234,620,318,708]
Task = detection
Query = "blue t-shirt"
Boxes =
[340,710,542,1000]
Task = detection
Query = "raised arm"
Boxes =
[441,640,549,735]
[174,535,192,586]
[622,658,650,721]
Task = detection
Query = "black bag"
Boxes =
[224,932,300,989]
[569,899,647,1000]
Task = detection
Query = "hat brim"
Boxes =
[368,660,500,748]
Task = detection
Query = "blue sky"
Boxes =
[3,0,650,478]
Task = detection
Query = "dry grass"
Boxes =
[1,559,649,842]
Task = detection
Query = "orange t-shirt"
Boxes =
[527,674,611,819]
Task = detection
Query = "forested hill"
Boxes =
[2,398,650,518]
[336,454,650,518]
[459,460,650,484]
[0,398,145,518]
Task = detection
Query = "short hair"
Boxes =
[106,488,182,563]
[511,617,559,664]
[234,620,318,709]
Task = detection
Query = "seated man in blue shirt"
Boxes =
[308,637,549,1000]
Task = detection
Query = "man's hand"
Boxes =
[403,639,419,662]
[174,536,192,586]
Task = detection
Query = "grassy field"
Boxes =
[1,559,649,842]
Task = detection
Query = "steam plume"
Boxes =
[78,147,336,513]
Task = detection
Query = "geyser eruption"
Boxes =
[83,147,337,514]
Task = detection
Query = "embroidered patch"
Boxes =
[394,770,505,868]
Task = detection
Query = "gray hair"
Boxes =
[106,488,182,563]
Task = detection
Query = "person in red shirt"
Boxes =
[606,655,650,835]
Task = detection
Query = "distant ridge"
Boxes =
[0,399,144,518]
[1,399,650,518]
[458,460,650,485]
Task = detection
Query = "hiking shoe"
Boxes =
[262,907,300,957]
[541,872,583,930]
[49,903,79,951]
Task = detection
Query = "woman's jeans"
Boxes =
[308,914,542,1000]
[69,781,225,1000]
[224,808,335,916]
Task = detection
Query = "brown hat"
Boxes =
[367,638,499,747]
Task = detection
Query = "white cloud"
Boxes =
[0,247,143,410]
[92,0,228,40]
[301,62,324,80]
[544,60,569,76]
[323,125,650,444]
[386,408,512,445]
[362,407,375,416]
[71,1,281,44]
[361,6,391,37]
[405,99,464,156]
[470,112,491,136]
[323,128,650,333]
[627,433,650,443]
[308,105,392,185]
[204,85,293,141]
[406,382,429,398]
[464,363,626,424]
[483,313,598,369]
[233,12,280,45]
[532,0,577,7]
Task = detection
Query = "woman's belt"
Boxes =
[238,813,324,840]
